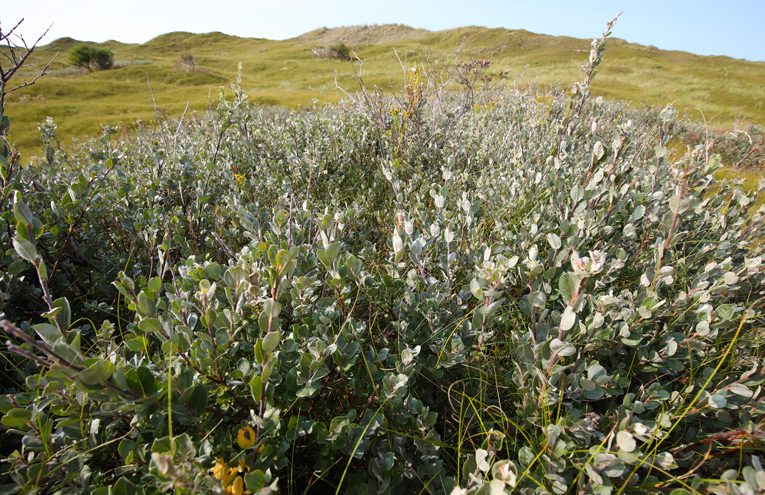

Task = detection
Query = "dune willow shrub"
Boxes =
[2,20,765,495]
[68,43,115,71]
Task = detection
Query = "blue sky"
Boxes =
[4,0,764,61]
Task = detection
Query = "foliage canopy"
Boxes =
[1,16,764,495]
[68,43,114,71]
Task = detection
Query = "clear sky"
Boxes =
[3,0,765,61]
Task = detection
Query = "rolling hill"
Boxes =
[4,23,765,155]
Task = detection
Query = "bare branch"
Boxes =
[0,19,26,43]
[6,51,58,94]
[0,20,54,113]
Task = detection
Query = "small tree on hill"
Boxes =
[68,43,114,71]
[329,41,351,60]
[91,47,114,70]
[68,43,92,69]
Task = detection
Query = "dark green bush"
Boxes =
[67,43,93,69]
[67,43,114,71]
[91,46,114,70]
[329,41,351,60]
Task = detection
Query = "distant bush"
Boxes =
[91,46,114,70]
[67,43,92,69]
[682,123,764,170]
[330,41,351,60]
[179,52,196,71]
[68,43,114,71]
[312,42,352,60]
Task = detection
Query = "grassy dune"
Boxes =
[4,24,765,154]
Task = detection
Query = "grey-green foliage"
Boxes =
[1,35,764,494]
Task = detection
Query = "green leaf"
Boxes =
[717,304,735,321]
[125,366,157,396]
[13,193,36,226]
[172,433,196,460]
[187,385,208,416]
[550,339,576,357]
[708,394,726,409]
[559,306,577,332]
[472,308,485,330]
[592,141,605,163]
[547,233,561,250]
[148,276,162,294]
[668,195,690,215]
[37,259,48,280]
[137,291,156,317]
[33,323,62,345]
[138,318,162,333]
[727,383,753,398]
[616,431,636,452]
[76,360,115,390]
[51,297,71,332]
[1,408,31,428]
[470,278,483,300]
[262,331,282,354]
[250,375,262,402]
[262,298,282,319]
[8,259,27,275]
[118,439,137,460]
[12,237,38,263]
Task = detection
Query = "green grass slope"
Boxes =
[4,23,765,154]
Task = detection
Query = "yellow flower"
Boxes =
[237,426,256,449]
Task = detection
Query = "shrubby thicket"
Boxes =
[1,19,764,495]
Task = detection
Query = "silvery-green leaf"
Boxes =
[410,238,422,256]
[727,383,753,398]
[528,245,538,261]
[570,185,584,204]
[668,195,690,214]
[632,205,645,221]
[717,304,735,321]
[13,237,38,263]
[708,394,726,409]
[616,431,636,452]
[262,331,282,354]
[392,232,403,255]
[547,233,561,250]
[593,141,605,162]
[470,278,483,300]
[550,338,576,357]
[560,306,577,332]
[13,193,36,226]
